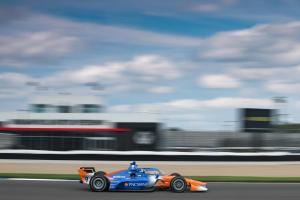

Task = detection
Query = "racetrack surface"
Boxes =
[0,180,299,200]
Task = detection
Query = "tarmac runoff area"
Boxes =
[0,179,300,200]
[1,160,300,176]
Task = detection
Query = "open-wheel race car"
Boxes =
[78,161,208,193]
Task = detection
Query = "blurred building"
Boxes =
[0,95,161,151]
[1,98,300,152]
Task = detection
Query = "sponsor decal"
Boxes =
[113,176,126,178]
[128,182,147,186]
[124,182,129,186]
[145,170,159,175]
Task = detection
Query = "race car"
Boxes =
[78,161,208,193]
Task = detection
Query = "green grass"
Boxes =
[1,173,300,183]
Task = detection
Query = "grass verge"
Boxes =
[1,173,300,182]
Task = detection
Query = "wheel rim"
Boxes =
[93,178,105,190]
[173,179,184,191]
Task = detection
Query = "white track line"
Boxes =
[1,159,300,165]
[1,149,299,156]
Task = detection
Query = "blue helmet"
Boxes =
[130,161,136,165]
[129,161,138,171]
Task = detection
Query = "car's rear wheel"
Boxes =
[170,173,181,177]
[94,171,106,176]
[170,176,187,193]
[89,175,109,192]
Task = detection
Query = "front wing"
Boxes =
[156,175,208,192]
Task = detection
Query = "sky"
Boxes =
[1,0,300,130]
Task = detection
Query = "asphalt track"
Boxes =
[0,180,300,200]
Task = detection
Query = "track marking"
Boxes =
[1,149,299,156]
[1,159,300,165]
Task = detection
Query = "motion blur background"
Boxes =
[1,0,300,155]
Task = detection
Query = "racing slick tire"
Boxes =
[170,173,181,177]
[94,171,106,176]
[170,176,187,193]
[89,175,109,192]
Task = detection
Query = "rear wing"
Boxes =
[79,167,96,173]
[78,167,96,183]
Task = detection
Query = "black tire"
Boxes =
[89,175,109,192]
[94,171,106,176]
[170,176,187,193]
[170,173,181,177]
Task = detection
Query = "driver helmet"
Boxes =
[130,161,138,171]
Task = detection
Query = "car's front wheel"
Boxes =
[89,175,109,192]
[170,176,187,193]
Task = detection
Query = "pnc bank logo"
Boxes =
[124,182,146,187]
[128,182,147,186]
